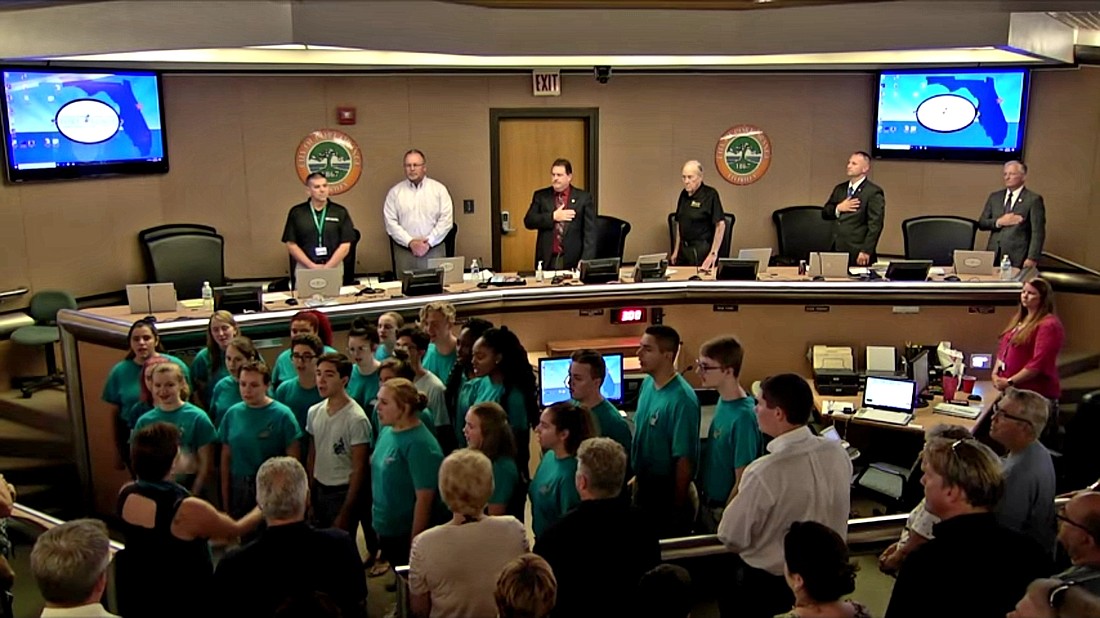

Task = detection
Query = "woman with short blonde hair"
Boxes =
[495,554,557,618]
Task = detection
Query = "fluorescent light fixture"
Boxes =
[40,46,1040,67]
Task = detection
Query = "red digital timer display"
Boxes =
[611,307,647,324]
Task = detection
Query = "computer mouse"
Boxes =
[355,288,381,296]
[688,275,702,281]
[551,276,564,285]
[944,275,961,282]
[285,298,298,306]
[968,393,982,402]
[812,275,826,282]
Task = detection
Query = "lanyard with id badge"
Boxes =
[313,205,328,258]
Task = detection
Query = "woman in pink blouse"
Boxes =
[993,278,1064,434]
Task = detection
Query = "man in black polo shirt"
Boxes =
[672,160,725,270]
[282,172,356,276]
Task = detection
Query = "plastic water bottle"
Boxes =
[201,280,214,311]
[999,255,1012,281]
[470,258,480,282]
[536,260,544,282]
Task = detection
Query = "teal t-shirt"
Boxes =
[191,347,229,406]
[580,399,633,461]
[132,402,217,457]
[455,376,529,446]
[371,423,443,538]
[422,343,457,385]
[101,354,191,429]
[347,365,382,412]
[271,345,338,388]
[489,455,521,509]
[529,452,580,538]
[631,374,701,480]
[218,400,302,477]
[209,376,243,428]
[274,379,324,431]
[371,406,435,443]
[375,345,394,362]
[700,396,761,503]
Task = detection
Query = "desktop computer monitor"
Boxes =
[908,349,930,406]
[539,353,624,407]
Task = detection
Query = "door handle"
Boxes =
[501,210,515,234]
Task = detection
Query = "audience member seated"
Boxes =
[878,424,973,575]
[219,361,302,518]
[1008,578,1100,618]
[118,422,262,618]
[775,521,870,618]
[1053,491,1100,595]
[464,402,523,517]
[419,301,459,390]
[444,318,493,447]
[530,403,592,539]
[458,327,537,471]
[535,437,660,617]
[30,519,118,618]
[632,325,701,538]
[347,317,384,413]
[271,310,336,389]
[213,457,366,618]
[694,335,760,533]
[376,311,404,361]
[132,363,216,495]
[397,327,448,429]
[568,350,632,473]
[372,378,444,571]
[209,336,261,428]
[990,387,1057,555]
[103,319,190,470]
[993,278,1064,442]
[636,564,692,618]
[496,554,557,618]
[884,437,1050,618]
[191,311,240,409]
[274,334,325,434]
[717,373,851,618]
[409,449,528,618]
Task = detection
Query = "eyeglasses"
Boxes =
[949,438,978,455]
[1057,506,1094,538]
[992,401,1031,425]
[404,163,424,168]
[694,360,725,373]
[291,353,317,362]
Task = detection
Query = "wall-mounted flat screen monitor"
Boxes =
[1,67,169,182]
[873,67,1030,162]
[539,353,624,407]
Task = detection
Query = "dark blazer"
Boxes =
[977,187,1046,267]
[523,185,596,269]
[822,179,886,262]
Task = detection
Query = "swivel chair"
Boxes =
[771,205,834,265]
[11,290,77,398]
[902,216,978,266]
[594,216,631,261]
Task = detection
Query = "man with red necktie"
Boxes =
[523,158,596,271]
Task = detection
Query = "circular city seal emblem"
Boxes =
[295,129,363,195]
[714,125,772,186]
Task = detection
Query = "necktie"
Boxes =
[553,193,566,255]
[1004,191,1014,213]
[847,185,855,198]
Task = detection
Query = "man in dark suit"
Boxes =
[822,151,886,266]
[523,158,596,270]
[977,160,1045,269]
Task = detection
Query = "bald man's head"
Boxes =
[1060,492,1100,565]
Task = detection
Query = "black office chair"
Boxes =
[594,215,631,261]
[444,223,458,258]
[144,232,226,299]
[343,228,361,285]
[139,224,218,282]
[667,213,735,261]
[902,216,978,266]
[771,205,834,265]
[11,290,78,398]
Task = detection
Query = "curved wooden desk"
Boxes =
[58,270,1021,514]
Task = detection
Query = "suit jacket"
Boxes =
[822,179,886,261]
[977,187,1045,267]
[523,185,596,269]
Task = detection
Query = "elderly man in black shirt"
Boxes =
[534,437,660,618]
[672,160,726,270]
[213,457,366,618]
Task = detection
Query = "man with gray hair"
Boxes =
[978,160,1046,269]
[535,437,660,617]
[672,160,726,270]
[990,387,1057,555]
[31,519,117,617]
[213,456,366,618]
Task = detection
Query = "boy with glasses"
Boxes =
[694,335,760,533]
[275,334,325,443]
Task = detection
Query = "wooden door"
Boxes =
[498,118,587,272]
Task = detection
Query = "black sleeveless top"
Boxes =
[116,480,213,617]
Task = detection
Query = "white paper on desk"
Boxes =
[848,267,870,276]
[339,285,360,296]
[866,346,896,372]
[262,292,292,303]
[812,345,854,370]
[929,267,946,276]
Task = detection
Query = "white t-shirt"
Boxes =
[415,371,448,427]
[306,398,372,487]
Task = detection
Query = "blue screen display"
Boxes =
[2,69,168,181]
[873,68,1029,162]
[539,353,624,407]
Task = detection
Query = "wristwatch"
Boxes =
[1049,580,1075,610]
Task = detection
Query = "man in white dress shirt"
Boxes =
[383,149,455,274]
[716,373,852,618]
[32,519,119,617]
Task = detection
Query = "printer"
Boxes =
[811,345,859,396]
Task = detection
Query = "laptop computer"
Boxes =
[295,267,342,305]
[885,260,932,281]
[854,375,917,425]
[809,252,849,278]
[737,248,772,272]
[427,256,464,285]
[126,283,177,314]
[953,250,995,276]
[716,258,759,281]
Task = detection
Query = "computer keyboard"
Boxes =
[934,402,981,419]
[854,408,912,425]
